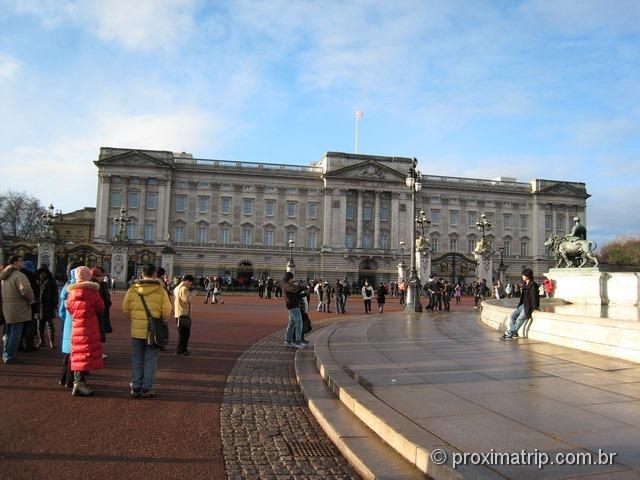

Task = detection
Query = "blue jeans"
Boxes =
[285,308,302,344]
[3,322,24,362]
[507,305,528,336]
[131,338,160,389]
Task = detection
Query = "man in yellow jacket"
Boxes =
[122,264,172,398]
[173,275,194,356]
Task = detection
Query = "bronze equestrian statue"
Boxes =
[544,217,598,268]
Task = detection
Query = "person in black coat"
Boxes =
[501,268,540,339]
[91,267,112,346]
[376,282,387,313]
[36,267,58,348]
[21,260,40,351]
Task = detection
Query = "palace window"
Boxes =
[242,229,252,247]
[345,234,354,249]
[110,191,121,208]
[307,202,318,219]
[176,195,186,212]
[430,209,440,226]
[144,222,155,241]
[503,213,511,230]
[363,233,372,248]
[307,232,317,249]
[287,202,297,218]
[431,237,439,253]
[363,206,372,221]
[449,210,458,227]
[503,241,511,255]
[468,239,476,254]
[450,238,458,251]
[380,232,389,249]
[175,224,184,243]
[220,228,230,245]
[380,206,390,221]
[556,214,565,234]
[468,211,477,227]
[265,200,275,217]
[198,196,210,214]
[346,205,355,220]
[221,197,231,214]
[243,198,254,215]
[128,192,139,209]
[520,240,529,256]
[264,230,274,247]
[146,193,157,210]
[545,214,553,232]
[198,224,208,244]
[520,215,528,231]
[127,222,137,240]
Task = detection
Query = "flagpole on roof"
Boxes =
[355,109,363,154]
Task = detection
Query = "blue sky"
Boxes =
[0,0,638,247]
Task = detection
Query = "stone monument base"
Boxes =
[545,268,640,306]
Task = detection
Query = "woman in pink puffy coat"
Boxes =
[65,266,104,396]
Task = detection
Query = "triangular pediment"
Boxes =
[96,150,173,168]
[536,182,590,198]
[324,160,406,182]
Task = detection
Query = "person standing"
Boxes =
[283,272,308,348]
[341,279,350,313]
[334,280,344,314]
[454,283,462,305]
[501,268,540,340]
[91,267,112,356]
[361,280,374,314]
[376,282,387,313]
[1,256,35,363]
[543,277,554,298]
[65,266,105,396]
[322,281,332,313]
[174,275,194,356]
[122,264,173,398]
[398,280,406,305]
[36,266,59,349]
[20,260,40,351]
[59,267,78,387]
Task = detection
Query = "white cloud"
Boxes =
[0,53,20,79]
[2,0,198,51]
[1,109,228,213]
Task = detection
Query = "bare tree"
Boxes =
[0,191,47,241]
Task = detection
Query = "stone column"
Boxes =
[94,173,111,241]
[356,190,364,248]
[391,192,400,249]
[475,251,493,288]
[336,188,348,247]
[162,177,172,243]
[110,242,129,290]
[161,245,176,279]
[37,238,57,273]
[416,251,431,283]
[322,188,333,249]
[374,191,381,249]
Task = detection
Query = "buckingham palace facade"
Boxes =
[92,147,590,284]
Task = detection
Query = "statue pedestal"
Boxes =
[110,242,129,289]
[37,238,57,273]
[546,268,640,305]
[416,252,431,284]
[475,251,493,286]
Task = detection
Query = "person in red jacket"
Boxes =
[543,277,554,298]
[65,266,105,396]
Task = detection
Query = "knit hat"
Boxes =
[23,260,36,273]
[75,266,92,282]
[91,267,104,278]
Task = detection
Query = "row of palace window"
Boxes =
[110,191,157,210]
[544,214,572,234]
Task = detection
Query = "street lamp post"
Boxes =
[476,213,491,246]
[498,245,506,283]
[286,239,296,274]
[398,240,406,282]
[404,158,423,313]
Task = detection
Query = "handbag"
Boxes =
[138,294,169,348]
[177,315,191,328]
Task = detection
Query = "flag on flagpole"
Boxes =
[355,110,364,120]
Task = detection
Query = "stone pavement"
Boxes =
[220,329,360,479]
[305,309,640,479]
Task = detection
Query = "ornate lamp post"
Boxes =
[41,203,61,238]
[475,213,492,248]
[404,158,423,313]
[474,212,494,286]
[286,238,296,273]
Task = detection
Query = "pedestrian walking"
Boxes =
[65,266,105,396]
[91,267,113,357]
[454,283,462,305]
[174,275,194,356]
[1,256,35,363]
[122,264,173,398]
[361,280,373,314]
[376,282,387,313]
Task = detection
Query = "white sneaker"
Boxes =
[294,343,308,348]
[284,342,295,347]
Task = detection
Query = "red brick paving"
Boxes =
[0,291,411,480]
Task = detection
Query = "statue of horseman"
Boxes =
[545,217,598,268]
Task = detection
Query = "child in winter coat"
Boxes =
[65,266,104,396]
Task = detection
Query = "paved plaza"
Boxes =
[2,293,639,479]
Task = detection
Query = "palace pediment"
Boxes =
[536,182,590,199]
[324,160,406,183]
[95,150,173,169]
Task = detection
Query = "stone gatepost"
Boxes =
[37,238,57,273]
[475,251,494,287]
[286,259,296,276]
[110,242,129,289]
[161,246,176,280]
[416,251,431,284]
[397,261,407,283]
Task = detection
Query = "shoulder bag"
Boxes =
[138,294,169,348]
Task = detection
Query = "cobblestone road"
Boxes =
[221,329,360,480]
